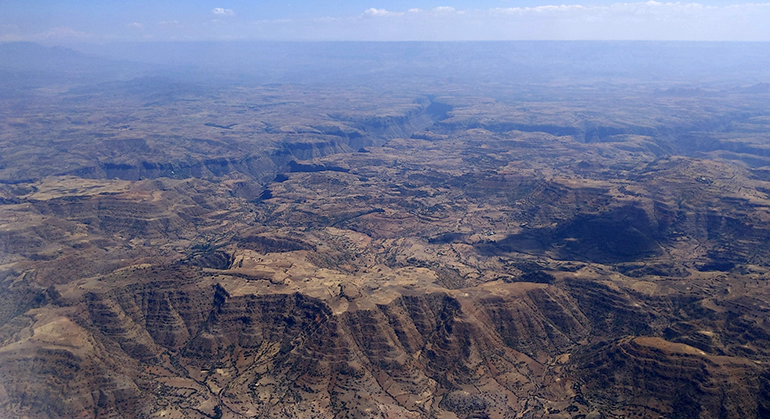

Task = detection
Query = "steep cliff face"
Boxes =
[330,99,452,145]
[0,273,609,418]
[570,337,770,418]
[66,101,448,185]
[0,312,146,419]
[470,288,590,360]
[7,263,769,419]
[86,154,281,183]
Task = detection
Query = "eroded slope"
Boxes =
[3,84,770,418]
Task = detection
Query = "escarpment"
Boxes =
[0,272,627,418]
[0,90,451,185]
[570,337,770,418]
[5,69,770,418]
[17,259,768,419]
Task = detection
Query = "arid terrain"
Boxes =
[2,42,770,418]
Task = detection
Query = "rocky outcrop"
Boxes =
[67,153,280,184]
[0,278,604,418]
[472,287,589,359]
[330,99,453,145]
[571,337,770,418]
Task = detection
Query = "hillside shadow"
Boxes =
[476,204,662,263]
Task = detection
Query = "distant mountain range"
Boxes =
[3,41,770,92]
[0,42,150,92]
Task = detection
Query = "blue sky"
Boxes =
[2,0,770,43]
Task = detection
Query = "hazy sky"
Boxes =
[2,0,770,43]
